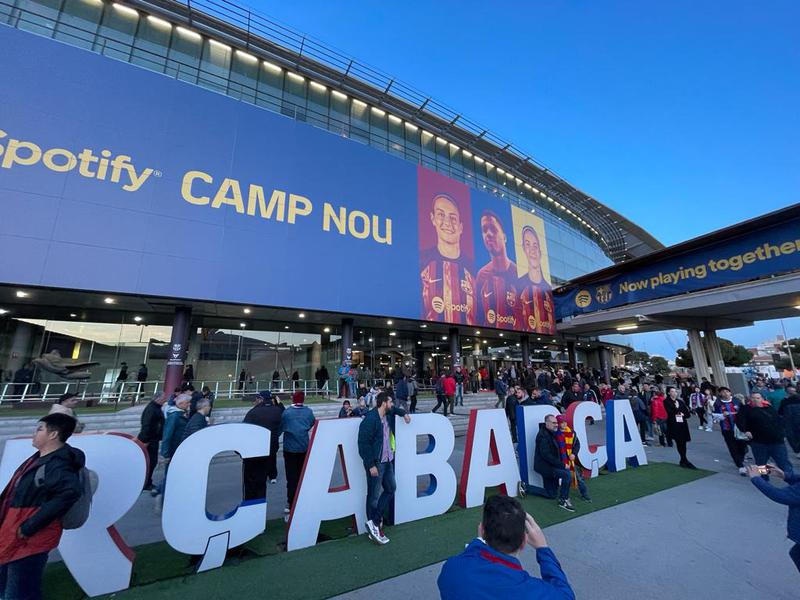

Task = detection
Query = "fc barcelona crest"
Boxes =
[595,284,612,304]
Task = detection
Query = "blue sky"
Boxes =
[249,0,800,357]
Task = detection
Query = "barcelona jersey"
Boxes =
[517,278,556,334]
[420,248,477,325]
[475,261,519,330]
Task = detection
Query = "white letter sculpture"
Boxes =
[286,418,367,551]
[393,414,456,525]
[459,408,519,508]
[605,399,648,471]
[566,401,608,478]
[161,423,269,572]
[0,432,146,597]
[515,404,559,489]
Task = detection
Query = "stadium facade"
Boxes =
[0,0,662,400]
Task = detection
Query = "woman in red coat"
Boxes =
[650,389,668,447]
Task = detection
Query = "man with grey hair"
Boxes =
[155,393,191,504]
[182,398,211,442]
[137,392,166,492]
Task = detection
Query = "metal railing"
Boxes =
[0,377,445,405]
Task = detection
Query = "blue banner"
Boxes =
[0,26,560,333]
[555,215,800,319]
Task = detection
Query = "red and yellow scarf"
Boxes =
[555,426,579,488]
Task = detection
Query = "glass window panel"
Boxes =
[306,82,329,128]
[198,38,231,93]
[54,0,103,49]
[349,100,369,144]
[387,116,404,158]
[329,92,350,137]
[256,62,283,113]
[228,51,259,103]
[166,27,202,84]
[369,109,388,150]
[15,0,60,37]
[131,16,171,73]
[282,73,307,120]
[94,3,138,61]
[404,124,421,162]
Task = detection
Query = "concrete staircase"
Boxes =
[0,393,500,446]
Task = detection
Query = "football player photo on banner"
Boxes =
[417,166,477,325]
[511,206,556,335]
[470,194,519,330]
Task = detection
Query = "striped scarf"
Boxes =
[555,426,579,488]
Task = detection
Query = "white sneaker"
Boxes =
[705,427,712,432]
[270,479,277,484]
[284,506,290,514]
[739,467,748,476]
[365,519,380,539]
[378,527,390,545]
[698,426,704,430]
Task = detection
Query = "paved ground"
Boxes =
[332,423,800,599]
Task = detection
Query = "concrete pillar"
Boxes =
[4,321,33,376]
[184,327,201,379]
[566,341,577,369]
[599,347,611,384]
[703,330,729,388]
[520,335,530,369]
[310,341,321,374]
[341,319,353,365]
[164,307,191,396]
[340,318,353,398]
[449,328,461,370]
[687,329,711,383]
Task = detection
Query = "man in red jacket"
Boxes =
[443,372,457,416]
[0,413,84,599]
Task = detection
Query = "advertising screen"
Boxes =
[0,26,555,334]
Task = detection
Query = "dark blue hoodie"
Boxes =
[437,538,575,599]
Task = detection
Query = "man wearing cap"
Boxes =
[243,391,285,500]
[280,391,316,515]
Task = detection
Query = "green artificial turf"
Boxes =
[42,462,710,600]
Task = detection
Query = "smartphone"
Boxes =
[757,465,771,475]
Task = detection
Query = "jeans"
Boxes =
[0,551,48,600]
[365,461,396,525]
[645,419,653,438]
[456,383,463,406]
[720,429,748,468]
[410,395,418,414]
[495,394,505,408]
[446,395,455,414]
[528,468,572,501]
[750,442,794,478]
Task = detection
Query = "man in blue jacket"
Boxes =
[748,464,800,573]
[280,391,316,515]
[438,494,574,599]
[358,391,398,545]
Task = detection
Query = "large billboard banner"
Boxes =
[0,26,555,334]
[554,213,800,319]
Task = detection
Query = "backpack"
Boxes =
[35,464,99,529]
